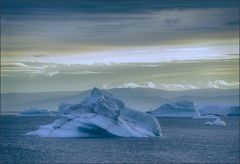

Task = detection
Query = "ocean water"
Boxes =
[0,116,239,163]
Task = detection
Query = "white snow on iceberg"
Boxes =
[26,88,161,137]
[151,100,200,117]
[17,108,52,117]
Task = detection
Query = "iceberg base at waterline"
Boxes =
[26,88,161,138]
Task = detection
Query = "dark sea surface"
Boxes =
[0,116,239,163]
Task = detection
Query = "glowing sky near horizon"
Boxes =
[1,0,239,93]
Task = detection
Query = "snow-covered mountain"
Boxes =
[151,100,200,117]
[27,88,161,137]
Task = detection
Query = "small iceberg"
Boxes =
[17,108,52,117]
[151,100,200,117]
[26,88,161,138]
[205,118,226,126]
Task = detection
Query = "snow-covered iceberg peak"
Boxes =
[151,100,200,117]
[27,88,161,137]
[91,87,106,97]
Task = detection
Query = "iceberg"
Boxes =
[198,104,240,116]
[205,118,226,126]
[17,108,52,117]
[227,106,240,116]
[26,88,161,137]
[198,104,232,116]
[151,100,200,117]
[192,113,226,126]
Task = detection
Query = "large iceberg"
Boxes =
[151,100,200,117]
[17,108,52,117]
[26,88,161,137]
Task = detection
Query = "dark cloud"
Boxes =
[1,0,239,15]
[33,54,46,58]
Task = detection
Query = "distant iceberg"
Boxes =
[27,88,161,137]
[18,108,52,117]
[198,104,233,116]
[205,118,226,126]
[198,104,240,116]
[227,106,240,116]
[193,114,227,126]
[151,100,200,117]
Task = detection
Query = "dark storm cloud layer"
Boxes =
[1,0,239,15]
[1,0,239,53]
[1,8,239,54]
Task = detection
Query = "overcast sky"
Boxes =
[1,0,239,93]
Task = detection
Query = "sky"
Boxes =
[1,0,239,93]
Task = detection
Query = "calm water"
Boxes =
[0,116,239,163]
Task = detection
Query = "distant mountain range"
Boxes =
[1,88,239,113]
